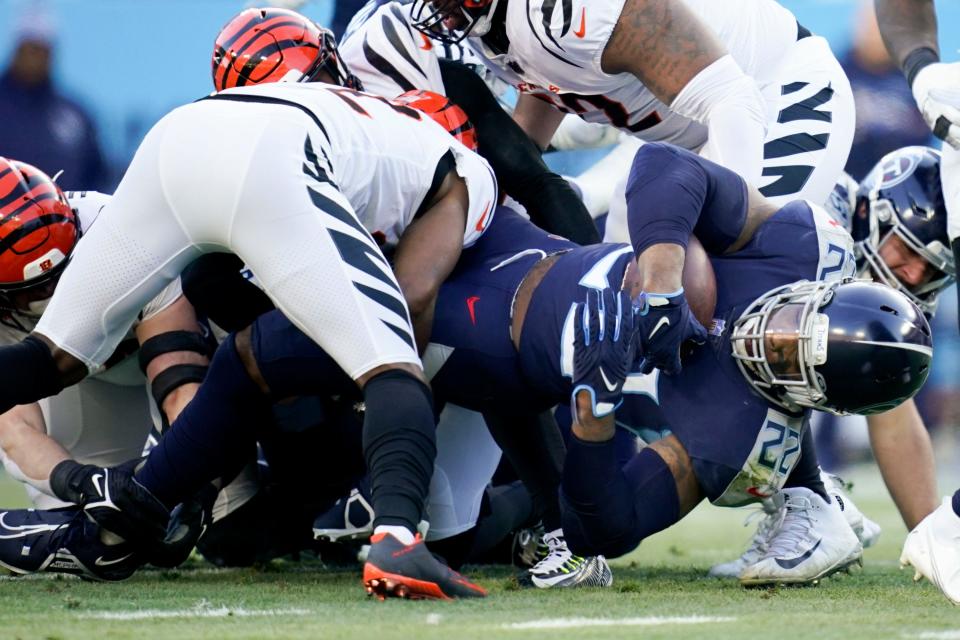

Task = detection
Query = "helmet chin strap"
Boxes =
[468,0,501,38]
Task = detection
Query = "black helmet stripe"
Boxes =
[0,213,78,257]
[0,191,59,226]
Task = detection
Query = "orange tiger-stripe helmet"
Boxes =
[0,158,79,292]
[393,90,478,151]
[212,7,361,92]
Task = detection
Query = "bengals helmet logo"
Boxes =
[39,259,54,272]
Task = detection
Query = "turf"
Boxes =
[0,467,955,640]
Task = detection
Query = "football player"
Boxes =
[213,6,598,245]
[0,53,498,598]
[0,160,210,556]
[412,0,856,268]
[713,146,956,584]
[873,0,960,606]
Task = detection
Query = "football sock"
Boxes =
[561,437,678,558]
[783,427,829,501]
[137,335,264,509]
[363,370,437,534]
[374,524,416,545]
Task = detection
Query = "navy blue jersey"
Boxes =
[428,208,574,412]
[618,200,855,506]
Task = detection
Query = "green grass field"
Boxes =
[1,466,957,640]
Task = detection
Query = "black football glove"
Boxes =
[634,287,707,375]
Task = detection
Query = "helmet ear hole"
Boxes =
[879,304,899,315]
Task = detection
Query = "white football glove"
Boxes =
[942,144,960,241]
[913,61,960,150]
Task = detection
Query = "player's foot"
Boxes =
[900,497,960,605]
[739,487,862,587]
[708,495,783,578]
[512,524,548,569]
[313,480,374,543]
[822,472,881,548]
[524,529,613,589]
[363,532,487,600]
[0,508,142,581]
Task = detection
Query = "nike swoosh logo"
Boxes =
[774,539,822,569]
[475,202,491,233]
[91,472,106,498]
[573,7,586,38]
[466,296,480,326]
[599,367,618,392]
[95,552,134,567]
[419,33,433,50]
[648,316,671,340]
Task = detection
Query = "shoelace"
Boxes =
[734,507,782,562]
[530,530,577,574]
[762,494,816,560]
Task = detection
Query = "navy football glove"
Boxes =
[571,288,638,418]
[635,287,707,375]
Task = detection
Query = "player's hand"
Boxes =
[50,458,170,545]
[635,287,707,376]
[913,62,960,150]
[571,288,638,418]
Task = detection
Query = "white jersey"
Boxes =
[341,1,507,102]
[469,0,797,146]
[0,190,182,385]
[212,83,495,248]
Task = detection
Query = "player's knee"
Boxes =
[233,326,270,395]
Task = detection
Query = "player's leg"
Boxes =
[753,35,856,206]
[560,434,694,561]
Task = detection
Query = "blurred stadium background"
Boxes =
[1,0,959,473]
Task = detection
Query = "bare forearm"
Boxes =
[0,404,69,482]
[875,0,939,71]
[868,400,938,529]
[638,243,685,293]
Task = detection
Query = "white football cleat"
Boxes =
[708,496,783,578]
[822,472,882,549]
[900,497,960,605]
[739,487,862,587]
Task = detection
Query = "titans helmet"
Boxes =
[411,0,501,43]
[731,278,932,416]
[851,146,955,316]
[212,8,362,92]
[0,158,80,313]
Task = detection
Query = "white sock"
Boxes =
[374,525,416,545]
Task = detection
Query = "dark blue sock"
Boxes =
[561,437,679,558]
[137,336,267,509]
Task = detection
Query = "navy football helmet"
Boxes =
[732,279,932,416]
[852,146,955,316]
[411,0,501,43]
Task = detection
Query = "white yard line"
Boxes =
[909,632,960,639]
[78,607,311,621]
[502,615,736,630]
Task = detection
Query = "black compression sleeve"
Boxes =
[0,335,65,413]
[438,59,600,245]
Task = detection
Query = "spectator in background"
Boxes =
[840,1,932,180]
[0,4,108,191]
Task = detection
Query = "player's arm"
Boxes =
[513,93,568,151]
[439,60,599,244]
[627,143,775,374]
[875,0,960,148]
[135,295,211,426]
[601,0,767,185]
[0,402,70,494]
[393,171,470,352]
[867,399,938,529]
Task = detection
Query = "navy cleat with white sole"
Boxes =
[0,508,142,581]
[313,479,374,543]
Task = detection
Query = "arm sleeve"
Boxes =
[670,55,767,188]
[626,143,748,256]
[438,59,601,245]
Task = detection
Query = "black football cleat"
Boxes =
[363,532,487,600]
[0,508,143,581]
